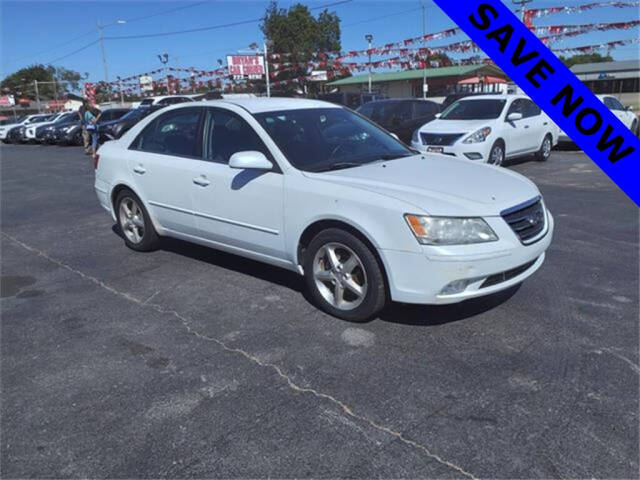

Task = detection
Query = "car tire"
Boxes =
[632,120,639,138]
[488,141,505,166]
[115,189,160,252]
[303,228,387,322]
[74,130,83,146]
[535,134,553,162]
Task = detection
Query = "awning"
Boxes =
[458,75,506,85]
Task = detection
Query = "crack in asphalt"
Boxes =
[3,232,477,479]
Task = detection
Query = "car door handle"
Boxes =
[524,125,530,129]
[192,176,210,187]
[543,122,549,126]
[133,166,146,174]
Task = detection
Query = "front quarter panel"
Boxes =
[284,174,425,266]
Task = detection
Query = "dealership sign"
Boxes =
[433,0,640,206]
[227,55,265,79]
[0,95,15,107]
[139,75,154,92]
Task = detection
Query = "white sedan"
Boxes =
[95,98,553,321]
[0,114,52,142]
[558,95,639,143]
[411,94,558,166]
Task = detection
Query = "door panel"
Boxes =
[125,107,204,236]
[191,108,286,259]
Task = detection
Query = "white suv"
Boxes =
[95,98,553,321]
[411,95,558,166]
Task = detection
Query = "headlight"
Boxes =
[463,127,492,144]
[411,129,421,144]
[405,215,498,245]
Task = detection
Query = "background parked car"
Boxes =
[101,105,164,140]
[35,112,79,143]
[411,94,559,165]
[0,114,51,143]
[317,92,387,109]
[356,98,441,144]
[24,113,62,142]
[440,92,490,109]
[558,94,639,143]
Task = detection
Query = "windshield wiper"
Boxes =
[378,153,414,161]
[312,162,363,173]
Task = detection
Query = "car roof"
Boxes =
[198,97,342,113]
[452,94,525,101]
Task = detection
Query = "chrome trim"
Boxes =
[148,200,279,236]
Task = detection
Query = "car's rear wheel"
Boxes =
[488,141,504,166]
[303,228,387,322]
[74,130,83,146]
[115,189,159,252]
[632,119,639,138]
[535,134,552,162]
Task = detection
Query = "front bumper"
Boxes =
[379,211,554,304]
[411,139,492,162]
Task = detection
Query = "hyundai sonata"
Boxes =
[94,98,553,321]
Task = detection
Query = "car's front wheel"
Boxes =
[115,189,159,252]
[535,134,552,162]
[303,228,387,322]
[488,141,505,166]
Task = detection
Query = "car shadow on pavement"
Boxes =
[378,284,521,326]
[113,225,521,326]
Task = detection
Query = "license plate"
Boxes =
[427,146,444,154]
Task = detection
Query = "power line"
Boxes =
[343,6,422,27]
[7,1,208,65]
[105,0,353,40]
[45,40,100,65]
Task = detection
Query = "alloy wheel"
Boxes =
[542,137,552,159]
[489,145,504,166]
[312,242,368,311]
[119,197,145,244]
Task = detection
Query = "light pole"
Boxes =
[421,0,427,99]
[158,53,169,94]
[512,0,533,22]
[365,34,373,94]
[97,19,126,83]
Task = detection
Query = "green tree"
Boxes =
[260,2,342,94]
[1,64,85,99]
[559,53,613,68]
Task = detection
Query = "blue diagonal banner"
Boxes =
[433,0,639,206]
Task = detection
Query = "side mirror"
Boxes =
[434,113,441,119]
[507,112,523,122]
[229,151,273,170]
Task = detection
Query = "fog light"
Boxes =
[464,153,483,160]
[440,279,474,295]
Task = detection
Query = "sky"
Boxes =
[1,0,639,85]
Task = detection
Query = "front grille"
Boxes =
[501,197,546,244]
[480,258,538,289]
[420,132,464,146]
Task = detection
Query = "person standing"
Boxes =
[84,105,101,157]
[78,100,91,155]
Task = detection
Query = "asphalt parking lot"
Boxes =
[1,143,638,478]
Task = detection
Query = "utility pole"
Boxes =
[512,0,533,22]
[421,0,427,99]
[97,21,109,82]
[365,34,373,94]
[158,53,169,95]
[117,76,124,105]
[264,42,271,98]
[34,80,41,113]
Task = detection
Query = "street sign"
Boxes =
[309,71,328,82]
[227,55,265,79]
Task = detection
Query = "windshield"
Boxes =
[253,108,412,172]
[357,102,403,123]
[140,99,154,106]
[440,99,506,120]
[120,108,150,121]
[56,113,77,123]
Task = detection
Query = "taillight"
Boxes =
[93,154,100,170]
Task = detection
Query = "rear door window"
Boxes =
[131,107,203,158]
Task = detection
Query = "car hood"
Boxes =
[0,122,24,131]
[303,155,540,217]
[418,119,494,134]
